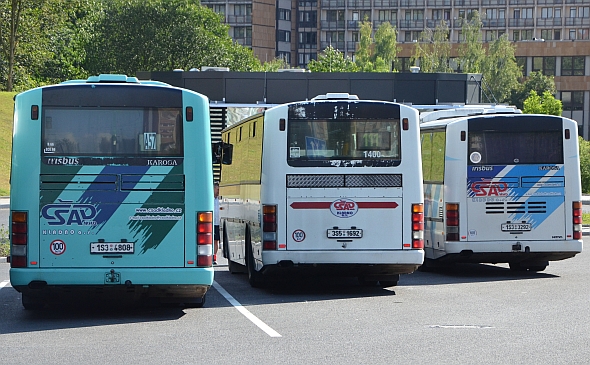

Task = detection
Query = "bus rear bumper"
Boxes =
[261,250,424,275]
[432,240,583,263]
[10,267,213,300]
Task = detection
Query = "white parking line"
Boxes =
[213,281,282,338]
[0,280,9,289]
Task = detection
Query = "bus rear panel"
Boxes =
[422,114,582,270]
[221,96,424,286]
[10,76,214,308]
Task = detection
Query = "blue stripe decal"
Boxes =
[76,166,151,233]
[467,164,565,229]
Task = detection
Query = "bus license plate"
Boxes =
[501,223,531,232]
[90,242,134,254]
[327,229,363,239]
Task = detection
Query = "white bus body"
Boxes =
[220,95,425,287]
[420,112,583,271]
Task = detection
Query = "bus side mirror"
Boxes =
[212,142,233,165]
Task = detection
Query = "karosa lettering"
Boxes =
[147,159,178,166]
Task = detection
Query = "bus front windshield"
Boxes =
[287,119,400,165]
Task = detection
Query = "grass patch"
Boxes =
[0,92,15,196]
[584,212,590,226]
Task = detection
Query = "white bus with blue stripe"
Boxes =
[419,108,583,271]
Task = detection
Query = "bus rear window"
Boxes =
[468,130,563,165]
[287,119,400,163]
[42,107,183,156]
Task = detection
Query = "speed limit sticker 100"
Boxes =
[50,239,66,255]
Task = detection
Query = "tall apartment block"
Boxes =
[201,0,590,138]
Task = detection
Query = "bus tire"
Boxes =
[246,230,265,288]
[509,262,527,272]
[184,294,206,308]
[358,276,378,286]
[22,294,44,310]
[380,275,400,287]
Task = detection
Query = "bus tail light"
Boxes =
[411,203,424,249]
[197,212,213,267]
[11,211,28,268]
[573,201,582,240]
[446,203,459,241]
[262,204,277,250]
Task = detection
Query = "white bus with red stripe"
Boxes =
[219,94,424,287]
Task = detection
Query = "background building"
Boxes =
[201,0,590,138]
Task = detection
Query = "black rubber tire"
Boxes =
[380,275,400,287]
[22,294,44,310]
[358,276,378,287]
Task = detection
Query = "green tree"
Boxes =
[579,136,590,194]
[354,20,399,72]
[509,71,556,110]
[481,34,521,103]
[412,21,452,73]
[373,21,400,71]
[0,0,97,91]
[457,11,485,73]
[354,21,374,72]
[523,90,562,115]
[308,45,357,72]
[522,90,543,113]
[84,0,261,75]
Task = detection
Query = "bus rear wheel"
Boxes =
[22,294,45,310]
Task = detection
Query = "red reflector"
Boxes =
[198,233,212,245]
[413,222,424,231]
[412,240,424,249]
[263,222,277,232]
[573,231,582,240]
[12,233,27,245]
[412,212,424,222]
[446,211,459,219]
[574,216,582,224]
[263,241,277,250]
[198,222,212,233]
[197,256,212,267]
[447,218,459,226]
[263,215,276,223]
[12,222,27,234]
[11,256,26,268]
[573,208,582,217]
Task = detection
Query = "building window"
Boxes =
[532,56,556,76]
[278,30,291,42]
[234,4,251,16]
[299,11,317,25]
[299,32,317,45]
[277,51,291,64]
[395,57,412,73]
[516,56,526,75]
[579,29,590,39]
[352,32,359,42]
[279,8,291,21]
[208,5,225,16]
[541,29,552,40]
[562,56,585,76]
[562,91,584,111]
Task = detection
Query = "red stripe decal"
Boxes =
[290,202,398,209]
[290,202,332,209]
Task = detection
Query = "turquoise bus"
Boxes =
[9,74,215,309]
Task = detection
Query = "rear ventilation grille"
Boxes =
[287,174,402,188]
[485,201,547,214]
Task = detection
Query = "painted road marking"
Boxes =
[213,281,282,338]
[0,280,9,290]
